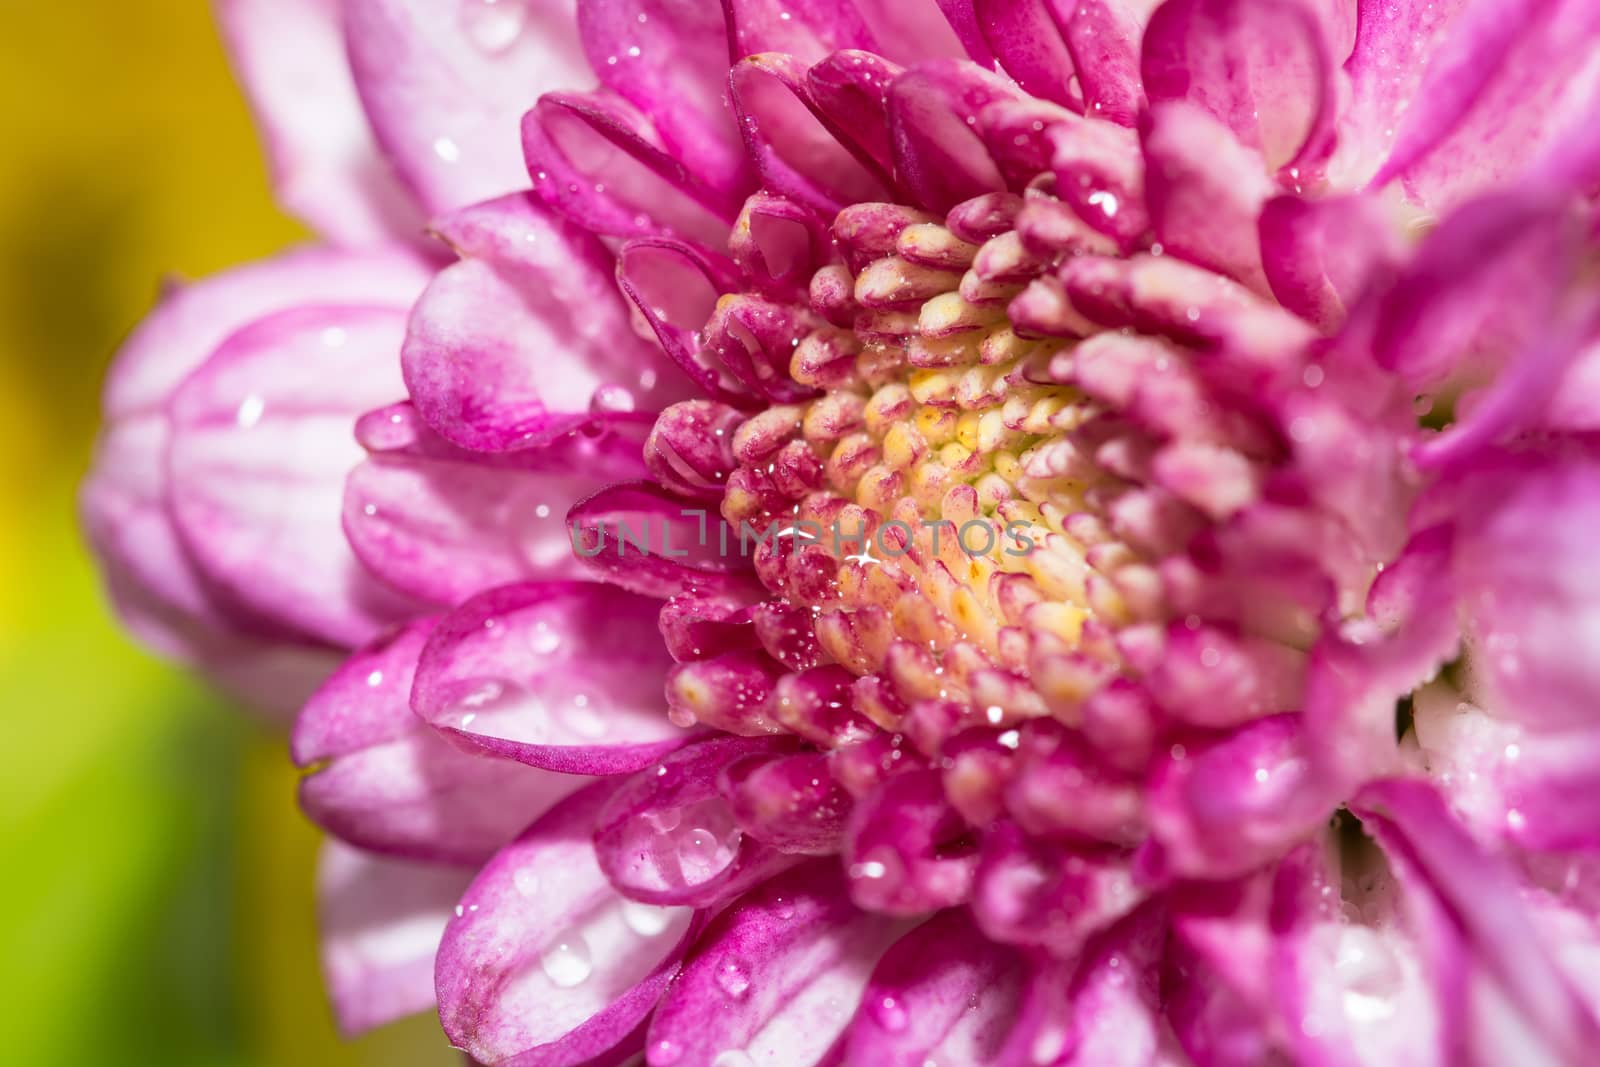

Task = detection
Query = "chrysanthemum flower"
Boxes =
[84,0,1600,1063]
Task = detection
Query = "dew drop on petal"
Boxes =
[540,930,593,988]
[871,994,909,1032]
[512,868,540,898]
[460,0,527,54]
[715,959,751,999]
[529,622,561,655]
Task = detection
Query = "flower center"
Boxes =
[719,199,1109,731]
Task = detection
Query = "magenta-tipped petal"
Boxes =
[295,617,584,863]
[888,61,1016,212]
[645,862,901,1066]
[577,0,753,197]
[402,192,688,452]
[839,909,1025,1066]
[1258,192,1402,332]
[435,781,699,1066]
[411,581,690,774]
[1372,0,1600,211]
[1052,0,1154,126]
[1142,0,1336,173]
[593,736,797,906]
[1142,101,1272,293]
[317,840,475,1036]
[970,0,1080,110]
[341,0,589,216]
[344,404,647,605]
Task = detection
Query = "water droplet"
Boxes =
[433,136,462,163]
[513,868,541,897]
[540,931,593,988]
[591,384,637,413]
[529,622,561,655]
[460,0,527,54]
[652,1040,684,1066]
[668,705,698,728]
[355,405,419,451]
[556,691,607,739]
[366,669,384,687]
[871,994,909,1032]
[679,824,739,876]
[235,394,265,429]
[715,959,751,999]
[621,899,673,936]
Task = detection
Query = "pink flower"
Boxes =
[83,0,1600,1063]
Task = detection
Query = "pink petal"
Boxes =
[411,581,690,774]
[295,617,583,863]
[838,909,1025,1066]
[402,192,690,452]
[972,823,1144,959]
[971,0,1080,109]
[344,403,648,605]
[524,90,742,253]
[1331,0,1471,187]
[1049,0,1157,126]
[1354,779,1600,1061]
[569,481,756,599]
[317,839,474,1035]
[730,53,893,214]
[723,0,878,61]
[1142,0,1337,172]
[998,906,1172,1067]
[435,780,699,1066]
[165,303,430,648]
[844,769,976,915]
[592,736,797,906]
[1258,193,1402,332]
[341,0,591,216]
[645,862,901,1067]
[888,61,1015,212]
[1373,0,1600,212]
[216,0,424,243]
[852,0,968,64]
[577,0,753,198]
[1452,456,1600,732]
[1140,715,1332,882]
[615,238,752,405]
[1141,101,1273,293]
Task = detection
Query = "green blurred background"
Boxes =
[0,6,449,1064]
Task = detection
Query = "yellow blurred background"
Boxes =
[0,5,449,1064]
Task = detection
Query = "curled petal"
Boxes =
[317,840,474,1035]
[342,0,590,215]
[83,247,432,677]
[593,736,797,906]
[524,90,741,253]
[1142,101,1272,293]
[720,749,854,854]
[345,404,647,605]
[972,0,1080,109]
[1258,193,1403,332]
[973,823,1145,959]
[1050,0,1154,126]
[435,780,699,1066]
[731,53,894,214]
[295,617,583,863]
[412,582,689,774]
[569,481,755,599]
[579,0,753,196]
[402,192,687,452]
[645,862,902,1066]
